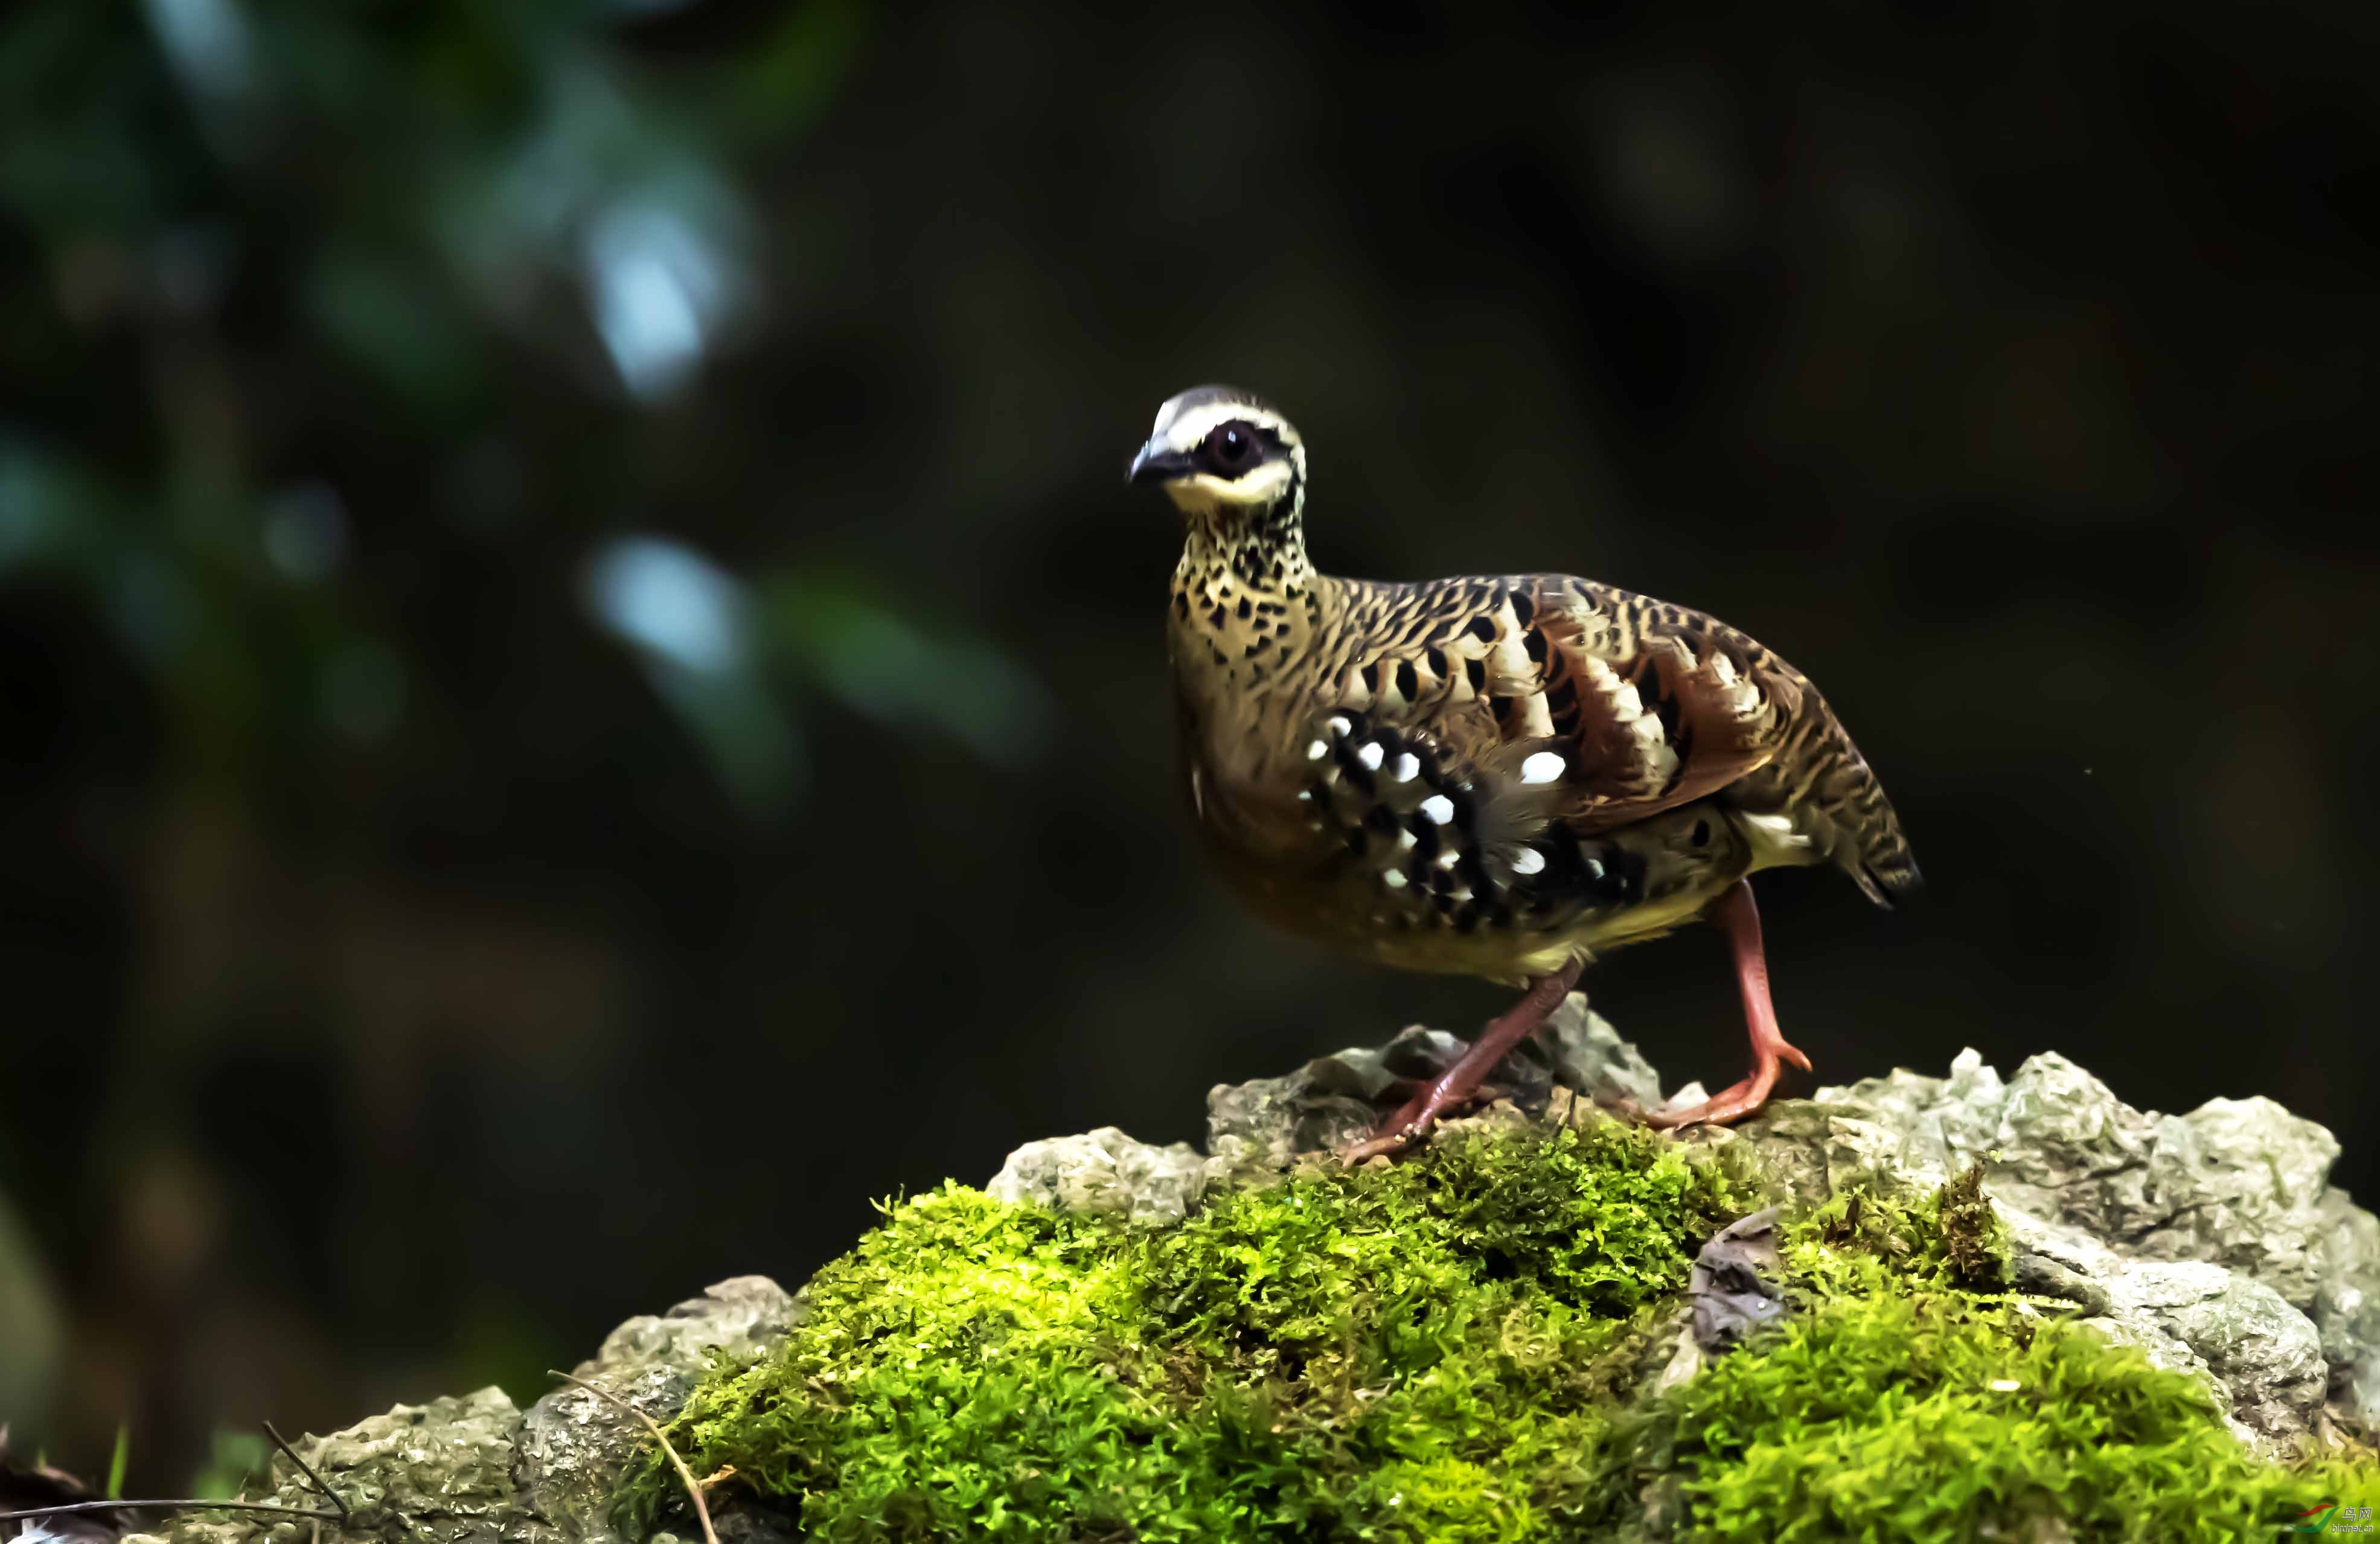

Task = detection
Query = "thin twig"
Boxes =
[0,1500,341,1524]
[548,1371,717,1544]
[263,1421,348,1523]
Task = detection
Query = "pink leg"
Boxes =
[1644,879,1811,1128]
[1342,957,1585,1164]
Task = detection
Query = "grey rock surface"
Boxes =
[120,1281,802,1544]
[2110,1262,2327,1440]
[310,1387,526,1544]
[1532,995,1666,1111]
[1732,1043,2380,1440]
[1688,1209,1785,1353]
[986,1126,1214,1222]
[121,1387,532,1544]
[519,1276,801,1544]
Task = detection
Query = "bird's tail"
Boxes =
[1815,722,1922,908]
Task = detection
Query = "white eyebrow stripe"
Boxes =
[1155,399,1293,453]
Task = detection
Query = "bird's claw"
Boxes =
[1341,1108,1449,1165]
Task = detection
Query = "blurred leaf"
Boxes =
[584,534,751,677]
[321,639,408,745]
[0,1190,64,1437]
[583,534,804,811]
[0,8,165,237]
[103,1426,127,1501]
[720,0,866,140]
[0,0,868,785]
[581,194,744,401]
[140,0,260,108]
[645,659,806,814]
[306,251,487,415]
[188,1431,267,1502]
[581,542,1052,811]
[762,573,1054,768]
[449,1297,574,1417]
[0,435,111,573]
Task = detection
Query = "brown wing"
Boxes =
[1518,576,1794,832]
[1312,573,1916,907]
[1532,576,1919,903]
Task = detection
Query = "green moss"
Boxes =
[636,1122,1724,1541]
[1617,1257,2375,1542]
[1932,1161,2010,1290]
[629,1125,2375,1543]
[1785,1163,2011,1294]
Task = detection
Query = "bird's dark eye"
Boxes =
[1201,422,1261,476]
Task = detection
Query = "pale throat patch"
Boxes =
[1162,459,1295,518]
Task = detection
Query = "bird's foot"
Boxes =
[1642,878,1810,1129]
[1340,1080,1478,1165]
[1339,959,1586,1165]
[1340,1125,1422,1167]
[1641,1032,1811,1129]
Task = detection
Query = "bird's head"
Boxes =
[1128,385,1306,522]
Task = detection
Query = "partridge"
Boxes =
[1129,385,1920,1161]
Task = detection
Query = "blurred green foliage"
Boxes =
[0,0,1048,1480]
[187,1429,267,1502]
[0,1193,62,1428]
[105,1423,130,1501]
[0,0,1031,811]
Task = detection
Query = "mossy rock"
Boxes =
[623,1123,2376,1542]
[118,1012,2380,1544]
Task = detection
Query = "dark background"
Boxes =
[3,0,2375,1490]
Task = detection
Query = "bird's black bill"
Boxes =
[1128,439,1192,484]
